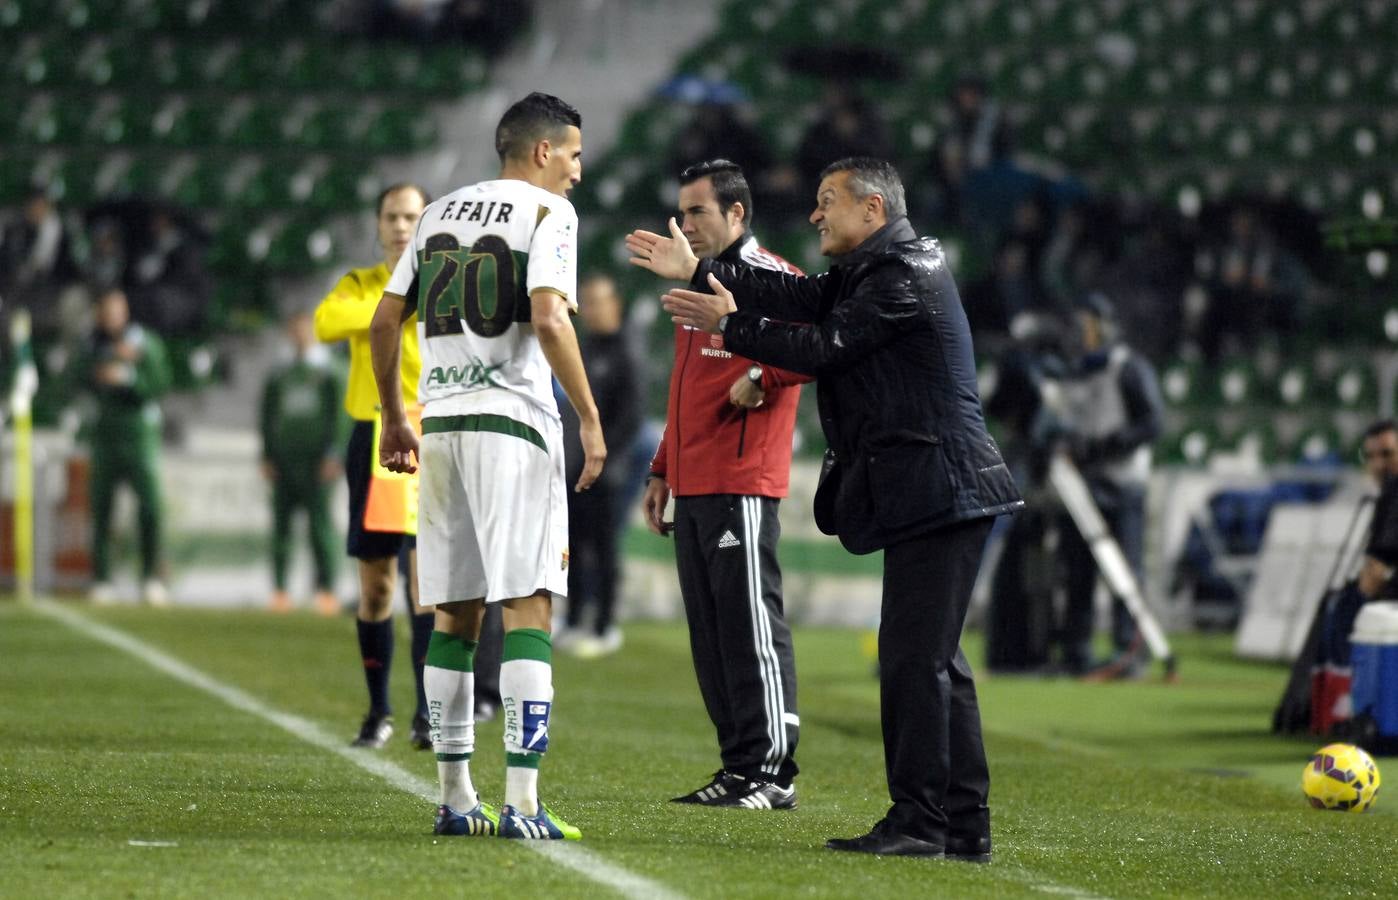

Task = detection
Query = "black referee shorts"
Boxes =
[344,419,415,561]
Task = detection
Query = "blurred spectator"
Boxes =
[794,84,893,202]
[1358,420,1398,602]
[127,208,211,339]
[985,312,1073,673]
[1041,201,1192,363]
[0,187,78,337]
[84,217,127,295]
[668,101,776,214]
[1048,295,1164,676]
[558,273,642,657]
[1193,204,1314,361]
[73,288,172,606]
[260,312,344,616]
[915,74,1014,230]
[964,237,1056,338]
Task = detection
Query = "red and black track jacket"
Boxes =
[650,234,810,498]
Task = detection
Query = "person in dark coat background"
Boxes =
[628,157,1022,859]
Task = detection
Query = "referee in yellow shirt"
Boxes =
[315,183,433,750]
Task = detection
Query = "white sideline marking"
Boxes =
[38,601,683,900]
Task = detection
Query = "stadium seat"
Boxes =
[1272,363,1316,408]
[1289,419,1346,466]
[1213,358,1258,407]
[1163,415,1220,467]
[1159,360,1205,408]
[1218,417,1281,464]
[1328,362,1378,411]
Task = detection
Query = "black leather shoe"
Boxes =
[945,834,992,863]
[825,824,944,857]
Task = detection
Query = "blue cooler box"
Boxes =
[1350,601,1398,739]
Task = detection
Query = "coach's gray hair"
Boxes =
[819,157,907,219]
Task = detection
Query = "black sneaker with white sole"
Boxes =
[670,770,748,805]
[351,714,393,749]
[718,778,797,810]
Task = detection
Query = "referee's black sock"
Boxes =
[357,617,394,717]
[410,611,434,720]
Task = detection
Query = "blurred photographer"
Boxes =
[1045,294,1164,676]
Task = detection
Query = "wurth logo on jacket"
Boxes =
[649,234,811,498]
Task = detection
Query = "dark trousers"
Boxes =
[880,517,995,844]
[565,477,621,635]
[674,494,799,785]
[269,461,338,591]
[90,438,162,582]
[1058,483,1145,667]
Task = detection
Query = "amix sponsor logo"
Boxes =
[426,360,504,389]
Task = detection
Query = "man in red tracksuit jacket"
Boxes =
[641,159,810,810]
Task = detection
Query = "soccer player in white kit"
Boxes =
[369,92,605,840]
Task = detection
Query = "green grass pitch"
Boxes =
[2,600,1395,898]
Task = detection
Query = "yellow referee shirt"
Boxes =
[314,263,420,421]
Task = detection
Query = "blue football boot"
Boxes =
[498,803,582,840]
[433,802,500,837]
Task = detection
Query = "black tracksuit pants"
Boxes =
[673,494,799,786]
[880,517,995,845]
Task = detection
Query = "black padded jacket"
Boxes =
[697,217,1024,554]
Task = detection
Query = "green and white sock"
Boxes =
[425,630,478,811]
[501,627,553,817]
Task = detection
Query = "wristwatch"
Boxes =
[747,364,763,386]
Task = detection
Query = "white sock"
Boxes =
[505,767,540,817]
[425,664,476,810]
[501,656,553,816]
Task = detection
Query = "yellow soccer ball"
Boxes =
[1302,743,1382,812]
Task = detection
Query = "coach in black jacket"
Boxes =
[628,157,1022,859]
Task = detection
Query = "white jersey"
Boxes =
[386,178,578,421]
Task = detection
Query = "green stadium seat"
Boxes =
[172,159,228,208]
[1163,415,1220,466]
[309,161,373,212]
[1213,358,1258,407]
[235,162,295,210]
[1289,419,1346,465]
[90,100,153,146]
[1272,363,1316,408]
[313,108,363,152]
[364,108,438,153]
[223,102,285,149]
[1219,417,1281,464]
[1328,362,1378,411]
[51,152,105,205]
[427,48,488,96]
[1159,360,1205,408]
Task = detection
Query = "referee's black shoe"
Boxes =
[670,770,747,805]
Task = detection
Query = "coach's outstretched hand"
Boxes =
[662,273,736,334]
[627,217,700,282]
[379,417,420,474]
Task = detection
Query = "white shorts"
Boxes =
[416,407,569,606]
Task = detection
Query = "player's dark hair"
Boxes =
[376,183,431,217]
[678,159,752,227]
[495,92,582,163]
[819,157,907,219]
[1363,419,1397,441]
